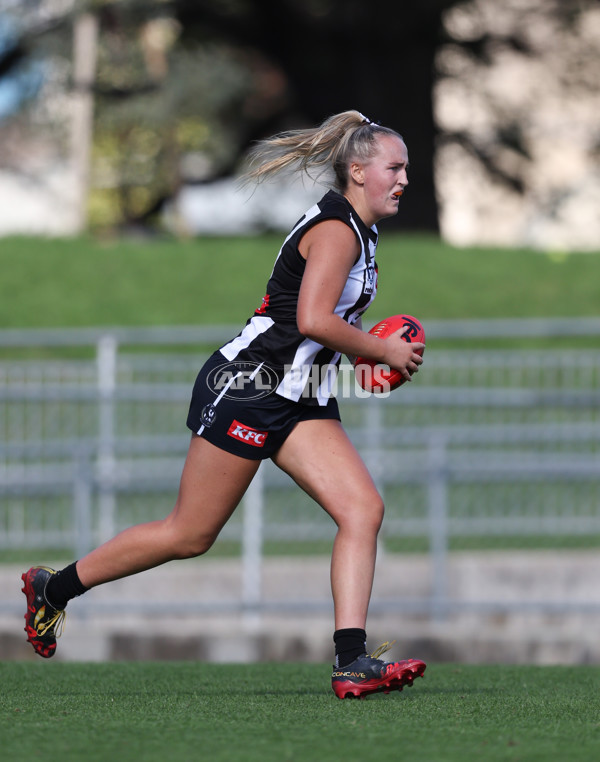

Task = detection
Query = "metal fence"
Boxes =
[1,319,599,618]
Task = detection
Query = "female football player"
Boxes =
[22,110,426,699]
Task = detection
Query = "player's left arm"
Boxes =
[297,219,368,357]
[297,220,423,380]
[297,220,420,374]
[346,316,362,365]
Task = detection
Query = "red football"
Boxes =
[354,314,425,393]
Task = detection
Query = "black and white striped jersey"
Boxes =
[219,190,378,405]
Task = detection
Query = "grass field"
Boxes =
[2,662,599,762]
[1,233,598,330]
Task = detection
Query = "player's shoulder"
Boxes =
[317,189,352,220]
[317,190,377,244]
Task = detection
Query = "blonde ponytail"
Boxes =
[243,110,402,191]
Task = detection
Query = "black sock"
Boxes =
[45,561,89,610]
[334,628,367,668]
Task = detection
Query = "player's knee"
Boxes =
[164,517,218,558]
[371,496,385,533]
[338,493,384,536]
[171,532,216,559]
[359,493,384,536]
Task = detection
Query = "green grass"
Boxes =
[1,662,599,762]
[1,234,598,331]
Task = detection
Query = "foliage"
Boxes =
[0,0,597,240]
[436,0,600,248]
[89,5,260,228]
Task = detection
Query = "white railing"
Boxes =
[0,319,599,617]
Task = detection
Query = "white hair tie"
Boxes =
[358,112,373,125]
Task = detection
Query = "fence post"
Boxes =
[73,446,93,558]
[428,433,449,621]
[364,395,386,557]
[242,464,264,627]
[97,334,118,543]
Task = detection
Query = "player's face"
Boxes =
[356,135,409,225]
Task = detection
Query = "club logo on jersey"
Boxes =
[227,420,268,447]
[206,361,278,400]
[364,263,378,295]
[255,293,270,315]
[364,265,375,295]
[201,403,217,428]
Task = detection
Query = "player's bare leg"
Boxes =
[76,435,260,588]
[22,435,259,657]
[272,418,383,630]
[272,418,426,699]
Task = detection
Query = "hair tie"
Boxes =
[358,112,373,125]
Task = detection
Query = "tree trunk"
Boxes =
[71,12,98,233]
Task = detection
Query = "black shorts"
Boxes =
[186,351,341,460]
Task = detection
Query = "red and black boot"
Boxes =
[332,642,426,699]
[21,566,66,658]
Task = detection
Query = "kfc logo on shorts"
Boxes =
[227,420,269,447]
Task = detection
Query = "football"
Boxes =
[354,314,425,393]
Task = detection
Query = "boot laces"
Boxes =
[369,640,396,660]
[36,607,66,638]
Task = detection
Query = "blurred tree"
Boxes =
[171,0,598,235]
[0,4,69,178]
[86,1,287,230]
[0,1,267,231]
[436,0,599,192]
[434,0,600,248]
[1,0,460,231]
[1,0,595,238]
[172,0,460,232]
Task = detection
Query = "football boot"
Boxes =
[21,566,66,658]
[332,641,426,699]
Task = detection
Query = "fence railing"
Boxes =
[1,319,599,618]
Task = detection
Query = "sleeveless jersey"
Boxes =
[219,190,379,405]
